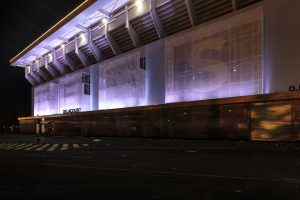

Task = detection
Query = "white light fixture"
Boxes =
[102,18,108,25]
[80,33,85,38]
[61,44,65,49]
[48,53,53,62]
[135,0,142,7]
[79,32,87,44]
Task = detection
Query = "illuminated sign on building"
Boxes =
[63,108,81,114]
[289,85,300,92]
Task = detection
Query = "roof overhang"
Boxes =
[10,0,130,66]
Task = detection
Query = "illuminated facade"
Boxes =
[12,0,300,141]
[165,8,263,102]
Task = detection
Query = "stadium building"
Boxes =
[11,0,300,141]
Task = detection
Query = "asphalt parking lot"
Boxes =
[0,133,300,200]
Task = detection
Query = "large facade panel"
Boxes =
[145,40,165,105]
[33,68,93,116]
[59,69,91,113]
[34,82,59,116]
[98,51,145,109]
[263,0,300,93]
[165,7,263,103]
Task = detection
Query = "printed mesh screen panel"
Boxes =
[165,7,263,103]
[98,51,145,109]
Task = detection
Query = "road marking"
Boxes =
[12,143,29,149]
[47,144,59,152]
[0,143,11,148]
[35,144,50,151]
[0,143,87,151]
[12,143,27,148]
[3,143,22,149]
[15,143,34,150]
[0,143,15,149]
[5,143,26,150]
[25,144,42,151]
[60,144,68,151]
[0,143,16,148]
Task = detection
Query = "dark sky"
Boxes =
[0,0,84,125]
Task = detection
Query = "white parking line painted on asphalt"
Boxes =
[14,143,34,150]
[60,144,68,151]
[47,144,59,152]
[0,143,87,151]
[35,144,50,151]
[5,143,26,150]
[0,143,11,148]
[3,143,22,149]
[11,143,27,148]
[0,143,15,148]
[25,144,42,151]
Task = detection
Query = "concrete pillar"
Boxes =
[264,0,300,93]
[145,39,165,105]
[90,64,99,111]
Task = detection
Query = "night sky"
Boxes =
[0,0,84,125]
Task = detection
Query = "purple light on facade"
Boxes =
[165,8,263,103]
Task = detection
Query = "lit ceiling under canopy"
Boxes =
[11,0,131,67]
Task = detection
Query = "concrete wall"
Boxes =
[32,7,266,116]
[90,63,99,111]
[264,0,300,93]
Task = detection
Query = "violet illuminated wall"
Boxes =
[33,7,264,116]
[98,51,145,109]
[263,0,300,93]
[34,82,59,116]
[33,68,92,116]
[58,69,91,113]
[165,7,263,103]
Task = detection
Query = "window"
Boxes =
[82,73,90,95]
[82,73,90,84]
[84,84,90,95]
[140,56,146,70]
